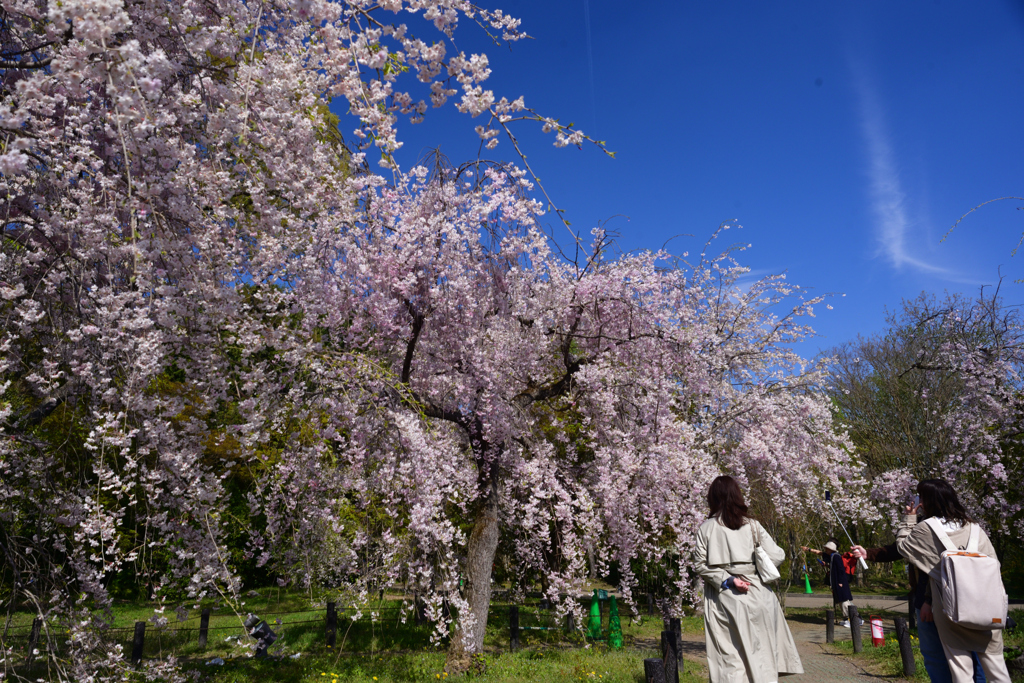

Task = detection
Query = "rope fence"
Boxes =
[0,591,644,668]
[2,591,947,676]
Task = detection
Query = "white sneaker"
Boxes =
[842,620,850,628]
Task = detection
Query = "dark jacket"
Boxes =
[827,552,853,603]
[864,542,928,609]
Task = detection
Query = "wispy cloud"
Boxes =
[851,67,949,275]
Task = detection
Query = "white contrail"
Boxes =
[852,69,947,274]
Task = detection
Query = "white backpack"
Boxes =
[924,518,1008,630]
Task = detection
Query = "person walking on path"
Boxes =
[802,540,853,627]
[694,475,803,683]
[850,541,986,683]
[896,478,1011,683]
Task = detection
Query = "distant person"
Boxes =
[694,475,803,682]
[851,541,986,683]
[897,479,1011,683]
[801,539,853,627]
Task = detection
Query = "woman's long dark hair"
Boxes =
[708,475,749,530]
[918,478,973,525]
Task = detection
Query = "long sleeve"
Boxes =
[754,521,786,566]
[694,524,732,588]
[896,513,941,577]
[895,513,918,545]
[865,542,901,563]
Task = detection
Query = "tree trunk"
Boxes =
[449,482,500,665]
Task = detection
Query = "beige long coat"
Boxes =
[694,516,803,683]
[896,514,1005,656]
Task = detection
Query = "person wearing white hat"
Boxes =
[802,538,853,627]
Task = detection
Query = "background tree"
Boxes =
[827,289,1024,546]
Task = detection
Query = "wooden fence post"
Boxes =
[26,618,42,668]
[509,605,520,651]
[647,593,655,616]
[661,629,681,683]
[669,617,680,633]
[825,609,834,643]
[894,617,916,677]
[644,657,667,683]
[131,621,146,667]
[198,608,211,648]
[849,605,863,653]
[565,611,575,633]
[326,602,337,648]
[415,594,426,625]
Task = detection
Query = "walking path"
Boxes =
[669,617,900,682]
[784,592,910,612]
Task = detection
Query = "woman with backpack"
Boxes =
[896,479,1011,683]
[694,475,803,682]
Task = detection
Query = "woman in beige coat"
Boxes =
[896,478,1011,683]
[694,476,803,683]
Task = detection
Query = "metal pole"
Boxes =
[826,501,869,571]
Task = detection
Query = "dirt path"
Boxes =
[652,618,900,682]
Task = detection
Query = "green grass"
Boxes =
[818,607,1024,682]
[827,629,929,681]
[1,592,708,682]
[178,647,707,683]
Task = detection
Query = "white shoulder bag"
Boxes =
[751,522,781,583]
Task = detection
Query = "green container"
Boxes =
[608,596,623,648]
[587,589,603,639]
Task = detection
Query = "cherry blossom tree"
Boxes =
[0,0,601,675]
[0,0,869,676]
[285,163,867,659]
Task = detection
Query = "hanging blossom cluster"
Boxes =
[0,0,867,676]
[938,310,1024,540]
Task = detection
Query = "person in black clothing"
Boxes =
[803,538,853,627]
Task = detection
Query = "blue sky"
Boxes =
[356,0,1024,355]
